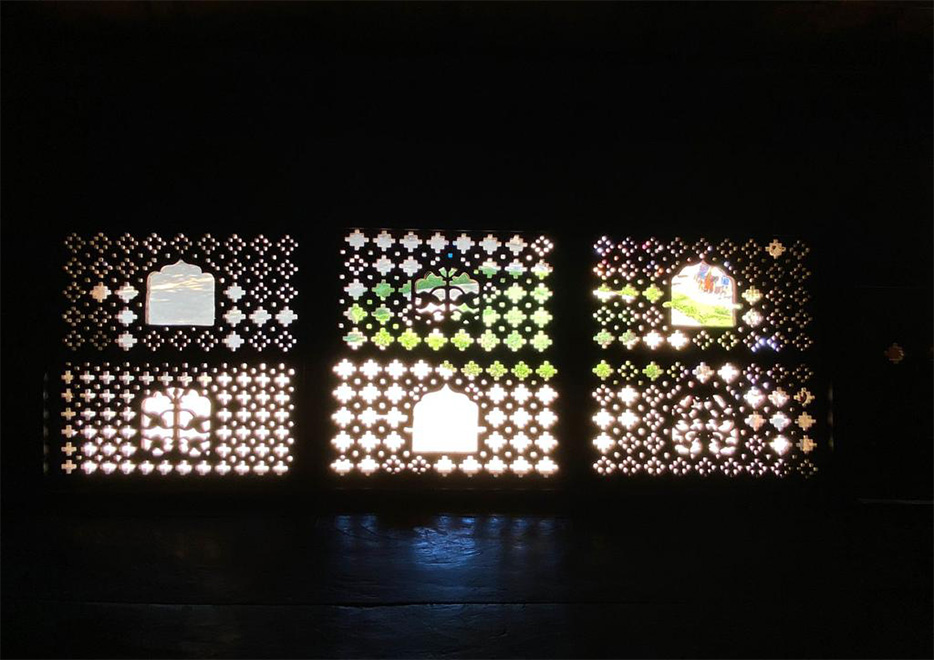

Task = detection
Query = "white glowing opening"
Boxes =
[411,385,480,454]
[146,260,215,326]
[140,388,212,458]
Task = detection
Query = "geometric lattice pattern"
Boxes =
[592,237,812,352]
[592,236,818,478]
[339,230,553,352]
[331,358,558,477]
[333,228,559,479]
[59,363,295,476]
[63,233,298,352]
[592,359,818,478]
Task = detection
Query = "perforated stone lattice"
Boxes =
[591,360,817,477]
[592,237,812,352]
[592,237,818,478]
[63,233,298,352]
[331,359,559,477]
[59,363,295,476]
[339,230,554,352]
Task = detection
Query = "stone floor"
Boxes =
[2,497,931,658]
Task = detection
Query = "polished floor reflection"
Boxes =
[2,501,931,658]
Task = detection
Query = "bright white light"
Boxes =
[488,384,508,404]
[535,432,557,453]
[618,386,638,404]
[536,409,557,428]
[486,432,507,452]
[332,408,353,427]
[358,384,379,404]
[594,433,614,453]
[385,384,406,404]
[332,458,353,474]
[412,361,431,380]
[510,433,532,452]
[769,388,789,408]
[536,385,558,404]
[334,360,356,378]
[486,408,507,428]
[435,456,456,475]
[644,331,663,349]
[384,432,405,452]
[717,363,739,383]
[359,432,379,451]
[360,360,381,378]
[511,409,531,428]
[769,435,791,456]
[374,231,395,249]
[345,230,367,249]
[512,384,532,404]
[511,457,532,475]
[619,411,639,429]
[333,384,354,403]
[536,457,558,475]
[386,360,406,379]
[770,412,791,431]
[668,330,688,349]
[411,385,480,454]
[332,433,353,452]
[744,388,765,408]
[593,409,614,429]
[460,456,481,475]
[694,363,714,383]
[146,261,215,326]
[486,456,506,475]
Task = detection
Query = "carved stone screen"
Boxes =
[332,230,559,477]
[56,233,298,476]
[591,237,819,478]
[60,363,295,476]
[63,233,298,352]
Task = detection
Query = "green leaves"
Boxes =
[463,361,483,377]
[504,283,526,304]
[594,329,614,348]
[479,330,500,351]
[372,281,395,300]
[530,308,552,327]
[399,329,421,350]
[347,304,367,324]
[343,329,367,346]
[372,306,392,324]
[593,361,613,380]
[531,331,552,351]
[414,272,446,292]
[482,308,500,326]
[536,361,557,380]
[531,284,552,304]
[505,331,526,351]
[504,307,526,327]
[451,330,474,350]
[643,362,663,380]
[426,329,448,350]
[643,284,663,303]
[371,328,394,348]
